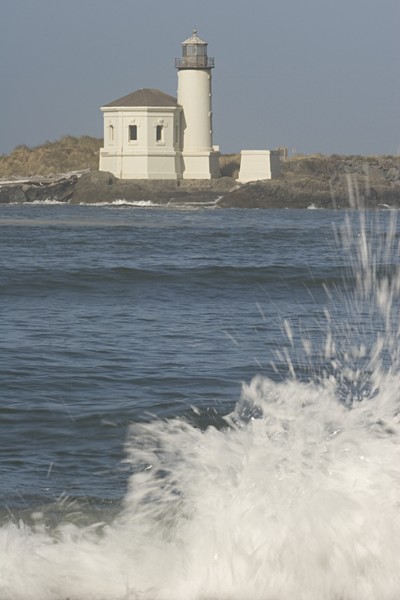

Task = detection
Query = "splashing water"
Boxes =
[2,213,400,600]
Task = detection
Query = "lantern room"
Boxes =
[175,29,214,70]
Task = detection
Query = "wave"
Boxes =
[0,263,366,296]
[21,199,66,205]
[1,213,400,599]
[2,369,400,599]
[79,197,222,209]
[80,199,162,208]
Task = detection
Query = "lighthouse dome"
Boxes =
[182,29,207,46]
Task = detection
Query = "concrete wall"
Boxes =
[238,150,281,182]
[180,151,220,180]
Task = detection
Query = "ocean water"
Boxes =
[1,201,400,599]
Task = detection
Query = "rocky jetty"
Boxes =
[1,155,399,208]
[70,171,237,205]
[219,155,400,209]
[0,172,80,204]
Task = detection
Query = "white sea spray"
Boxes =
[1,212,400,600]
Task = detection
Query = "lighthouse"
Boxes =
[99,30,282,181]
[99,30,229,180]
[176,30,220,179]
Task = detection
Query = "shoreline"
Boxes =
[1,154,399,209]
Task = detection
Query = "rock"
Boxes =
[0,174,77,204]
[24,178,77,203]
[0,185,26,204]
[70,171,236,205]
[386,168,399,182]
[1,156,399,208]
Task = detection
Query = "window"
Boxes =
[184,44,206,57]
[156,125,163,142]
[108,124,114,142]
[186,45,198,56]
[129,125,137,141]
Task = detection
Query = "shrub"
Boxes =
[0,136,103,177]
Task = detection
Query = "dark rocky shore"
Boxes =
[1,155,399,208]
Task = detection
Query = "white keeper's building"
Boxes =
[99,30,280,182]
[99,88,184,180]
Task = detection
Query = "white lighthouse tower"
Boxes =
[176,30,220,179]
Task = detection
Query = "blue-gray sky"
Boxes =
[2,0,399,156]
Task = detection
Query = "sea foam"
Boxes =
[1,212,400,600]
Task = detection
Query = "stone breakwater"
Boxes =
[0,172,81,204]
[1,156,399,208]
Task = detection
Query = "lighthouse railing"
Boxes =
[175,57,214,69]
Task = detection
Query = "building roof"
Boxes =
[182,29,207,45]
[103,88,178,108]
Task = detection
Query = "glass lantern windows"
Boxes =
[183,44,207,57]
